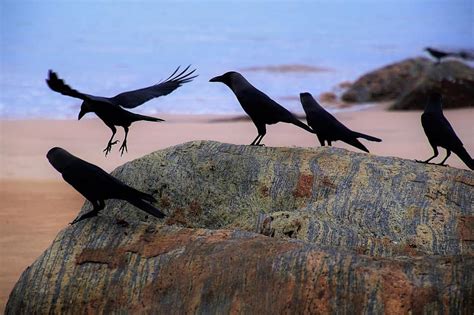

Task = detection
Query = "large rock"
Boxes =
[391,64,474,110]
[342,58,474,110]
[6,141,474,313]
[342,57,432,103]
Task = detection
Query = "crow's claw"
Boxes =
[103,140,120,156]
[119,141,128,156]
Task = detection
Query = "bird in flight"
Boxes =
[300,92,381,152]
[210,71,314,145]
[47,147,166,224]
[417,93,473,169]
[46,66,197,156]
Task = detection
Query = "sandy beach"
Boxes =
[1,105,473,310]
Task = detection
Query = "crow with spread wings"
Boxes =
[46,66,197,156]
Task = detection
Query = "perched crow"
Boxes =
[47,147,166,224]
[300,92,381,152]
[424,47,454,64]
[209,71,314,145]
[46,66,197,156]
[417,93,473,169]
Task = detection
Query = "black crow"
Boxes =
[47,147,166,224]
[46,66,197,155]
[424,47,453,64]
[209,71,314,145]
[416,93,473,169]
[300,92,381,152]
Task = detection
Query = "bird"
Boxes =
[424,47,454,64]
[416,93,473,169]
[209,71,314,145]
[47,147,166,224]
[46,66,197,156]
[299,92,382,152]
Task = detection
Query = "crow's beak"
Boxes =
[78,109,86,120]
[209,75,222,83]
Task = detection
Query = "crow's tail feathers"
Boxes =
[454,146,474,170]
[136,191,157,203]
[128,198,166,219]
[133,113,165,123]
[353,132,382,142]
[291,118,315,134]
[344,137,370,153]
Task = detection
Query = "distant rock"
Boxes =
[342,57,431,103]
[318,92,337,103]
[6,141,474,314]
[391,63,474,110]
[341,57,474,110]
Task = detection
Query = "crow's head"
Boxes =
[299,92,323,115]
[78,101,93,120]
[428,92,443,103]
[47,147,76,173]
[209,71,242,88]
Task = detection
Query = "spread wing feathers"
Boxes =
[111,65,198,108]
[46,70,91,101]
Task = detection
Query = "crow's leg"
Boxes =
[255,135,265,147]
[250,134,261,145]
[327,140,332,146]
[253,125,267,146]
[103,126,119,156]
[437,149,451,166]
[416,146,439,164]
[70,200,105,225]
[317,135,325,146]
[119,126,129,156]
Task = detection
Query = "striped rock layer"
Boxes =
[7,141,473,314]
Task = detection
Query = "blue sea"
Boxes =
[1,0,472,118]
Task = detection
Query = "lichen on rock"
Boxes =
[6,141,474,314]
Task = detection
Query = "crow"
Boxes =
[416,93,473,169]
[209,71,314,145]
[47,147,166,224]
[424,47,454,64]
[300,92,381,152]
[46,66,197,156]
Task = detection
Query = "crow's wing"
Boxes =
[421,112,464,149]
[46,70,98,101]
[237,88,297,124]
[63,158,156,202]
[110,65,197,108]
[61,160,122,200]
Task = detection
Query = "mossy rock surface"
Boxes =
[6,141,474,314]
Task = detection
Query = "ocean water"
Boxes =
[1,0,472,118]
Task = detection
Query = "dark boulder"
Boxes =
[341,58,474,110]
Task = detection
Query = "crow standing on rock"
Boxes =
[424,47,452,64]
[47,147,166,224]
[210,71,314,145]
[299,92,382,152]
[423,47,472,64]
[417,93,473,169]
[46,66,197,156]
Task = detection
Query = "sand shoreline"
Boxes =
[1,106,473,311]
